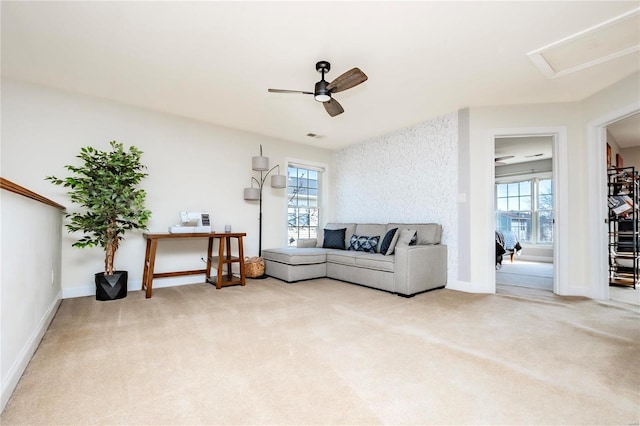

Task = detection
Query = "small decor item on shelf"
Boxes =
[245,256,265,278]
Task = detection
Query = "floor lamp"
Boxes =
[243,145,286,257]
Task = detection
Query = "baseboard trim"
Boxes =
[62,276,207,299]
[446,279,495,294]
[1,290,62,413]
[518,255,554,263]
[562,285,591,297]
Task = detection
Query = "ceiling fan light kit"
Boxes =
[268,60,368,117]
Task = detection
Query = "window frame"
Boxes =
[286,161,325,247]
[495,172,553,246]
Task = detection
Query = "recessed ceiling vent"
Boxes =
[527,8,640,79]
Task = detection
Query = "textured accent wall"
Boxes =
[334,112,458,280]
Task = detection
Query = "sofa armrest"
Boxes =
[297,238,318,248]
[394,244,447,295]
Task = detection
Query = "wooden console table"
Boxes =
[142,232,246,298]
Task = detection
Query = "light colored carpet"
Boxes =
[496,260,553,290]
[497,260,640,306]
[610,284,640,306]
[2,278,639,425]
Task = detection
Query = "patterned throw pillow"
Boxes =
[323,228,347,249]
[347,234,380,253]
[380,228,399,255]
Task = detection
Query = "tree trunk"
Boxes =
[104,220,119,275]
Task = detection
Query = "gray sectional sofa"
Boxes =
[262,223,447,297]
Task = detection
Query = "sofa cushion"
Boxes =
[396,229,417,247]
[380,228,399,255]
[347,235,380,253]
[323,228,347,249]
[355,253,395,272]
[354,224,387,250]
[326,250,365,266]
[388,223,442,245]
[296,239,317,248]
[261,247,328,265]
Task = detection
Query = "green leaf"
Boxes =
[45,140,152,274]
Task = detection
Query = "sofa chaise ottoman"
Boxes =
[262,223,447,297]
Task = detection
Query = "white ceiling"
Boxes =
[495,136,553,166]
[2,1,639,150]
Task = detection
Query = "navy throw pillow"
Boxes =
[323,228,347,249]
[380,228,398,255]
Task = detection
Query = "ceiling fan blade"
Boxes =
[268,89,313,95]
[323,98,344,117]
[326,68,368,93]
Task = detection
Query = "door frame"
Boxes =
[587,103,640,300]
[489,126,568,295]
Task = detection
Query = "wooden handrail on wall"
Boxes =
[0,177,66,210]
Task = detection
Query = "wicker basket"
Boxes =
[245,256,265,278]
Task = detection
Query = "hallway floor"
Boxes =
[496,259,639,305]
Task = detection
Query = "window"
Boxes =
[495,177,553,244]
[287,164,321,246]
[537,179,553,243]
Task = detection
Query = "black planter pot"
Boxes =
[95,271,128,301]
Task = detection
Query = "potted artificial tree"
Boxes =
[47,141,151,301]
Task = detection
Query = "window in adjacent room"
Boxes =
[287,163,322,247]
[495,177,553,244]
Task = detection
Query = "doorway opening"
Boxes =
[588,104,640,301]
[604,112,640,305]
[494,136,555,294]
[488,126,567,296]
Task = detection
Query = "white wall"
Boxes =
[620,146,640,170]
[459,72,640,296]
[1,79,333,297]
[459,105,575,292]
[582,72,640,299]
[0,189,63,411]
[607,129,623,167]
[333,112,458,281]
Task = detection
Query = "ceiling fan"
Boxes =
[268,61,368,117]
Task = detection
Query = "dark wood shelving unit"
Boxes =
[608,167,639,289]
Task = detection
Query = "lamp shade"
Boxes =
[252,156,269,171]
[243,187,260,200]
[271,174,287,188]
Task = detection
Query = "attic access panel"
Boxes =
[528,8,640,79]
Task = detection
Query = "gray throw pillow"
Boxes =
[396,229,417,248]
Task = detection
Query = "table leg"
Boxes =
[217,237,224,289]
[237,236,246,286]
[206,237,214,282]
[141,238,152,291]
[145,239,158,299]
[225,236,233,282]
